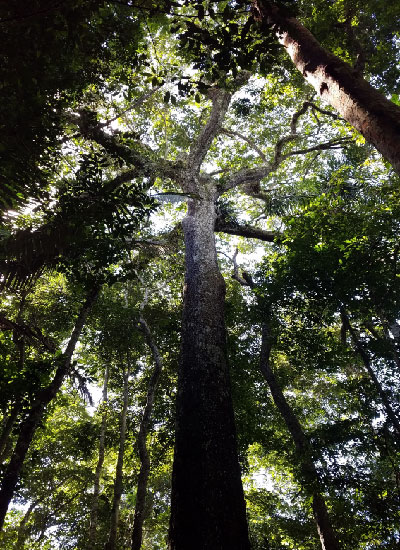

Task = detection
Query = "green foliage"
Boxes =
[1,3,400,548]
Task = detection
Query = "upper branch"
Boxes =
[218,100,351,194]
[187,88,232,175]
[187,71,250,175]
[67,111,178,181]
[218,165,273,193]
[220,128,267,162]
[215,217,276,243]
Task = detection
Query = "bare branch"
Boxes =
[231,249,255,287]
[99,86,162,129]
[215,218,276,242]
[283,137,352,159]
[221,128,267,161]
[187,88,232,175]
[187,72,250,175]
[219,108,351,193]
[291,100,341,134]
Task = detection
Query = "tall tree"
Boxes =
[253,0,400,173]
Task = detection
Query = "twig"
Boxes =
[220,128,267,161]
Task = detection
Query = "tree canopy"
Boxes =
[0,1,399,549]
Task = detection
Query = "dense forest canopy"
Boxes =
[0,1,400,549]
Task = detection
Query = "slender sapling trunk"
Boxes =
[0,287,99,530]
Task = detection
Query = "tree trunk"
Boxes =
[131,316,162,550]
[168,195,250,550]
[259,323,341,550]
[104,363,130,550]
[341,311,400,435]
[0,287,99,530]
[0,297,26,464]
[364,322,400,371]
[0,403,21,464]
[88,363,110,548]
[15,499,37,550]
[254,1,400,175]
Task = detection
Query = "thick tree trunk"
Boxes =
[259,324,341,550]
[88,363,109,549]
[0,287,99,530]
[255,1,400,174]
[104,364,130,550]
[131,316,162,550]
[168,196,250,550]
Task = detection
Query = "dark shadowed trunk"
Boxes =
[364,322,400,371]
[131,316,162,550]
[0,287,99,530]
[0,403,21,464]
[104,363,130,550]
[0,297,27,464]
[254,1,400,174]
[341,311,400,435]
[259,323,341,550]
[168,194,250,550]
[88,363,110,549]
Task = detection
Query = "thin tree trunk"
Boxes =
[168,195,250,550]
[0,286,99,530]
[259,323,341,550]
[131,316,162,550]
[364,322,400,371]
[104,363,130,550]
[0,403,21,464]
[88,363,110,548]
[254,1,400,175]
[0,296,27,464]
[341,311,400,434]
[15,499,37,550]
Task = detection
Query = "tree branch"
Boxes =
[0,313,56,352]
[215,217,276,242]
[187,88,232,175]
[99,86,162,129]
[282,137,353,159]
[187,72,250,175]
[218,165,273,193]
[220,128,267,161]
[231,249,255,287]
[66,111,178,181]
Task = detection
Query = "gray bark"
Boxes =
[168,84,250,550]
[168,192,250,549]
[88,363,110,548]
